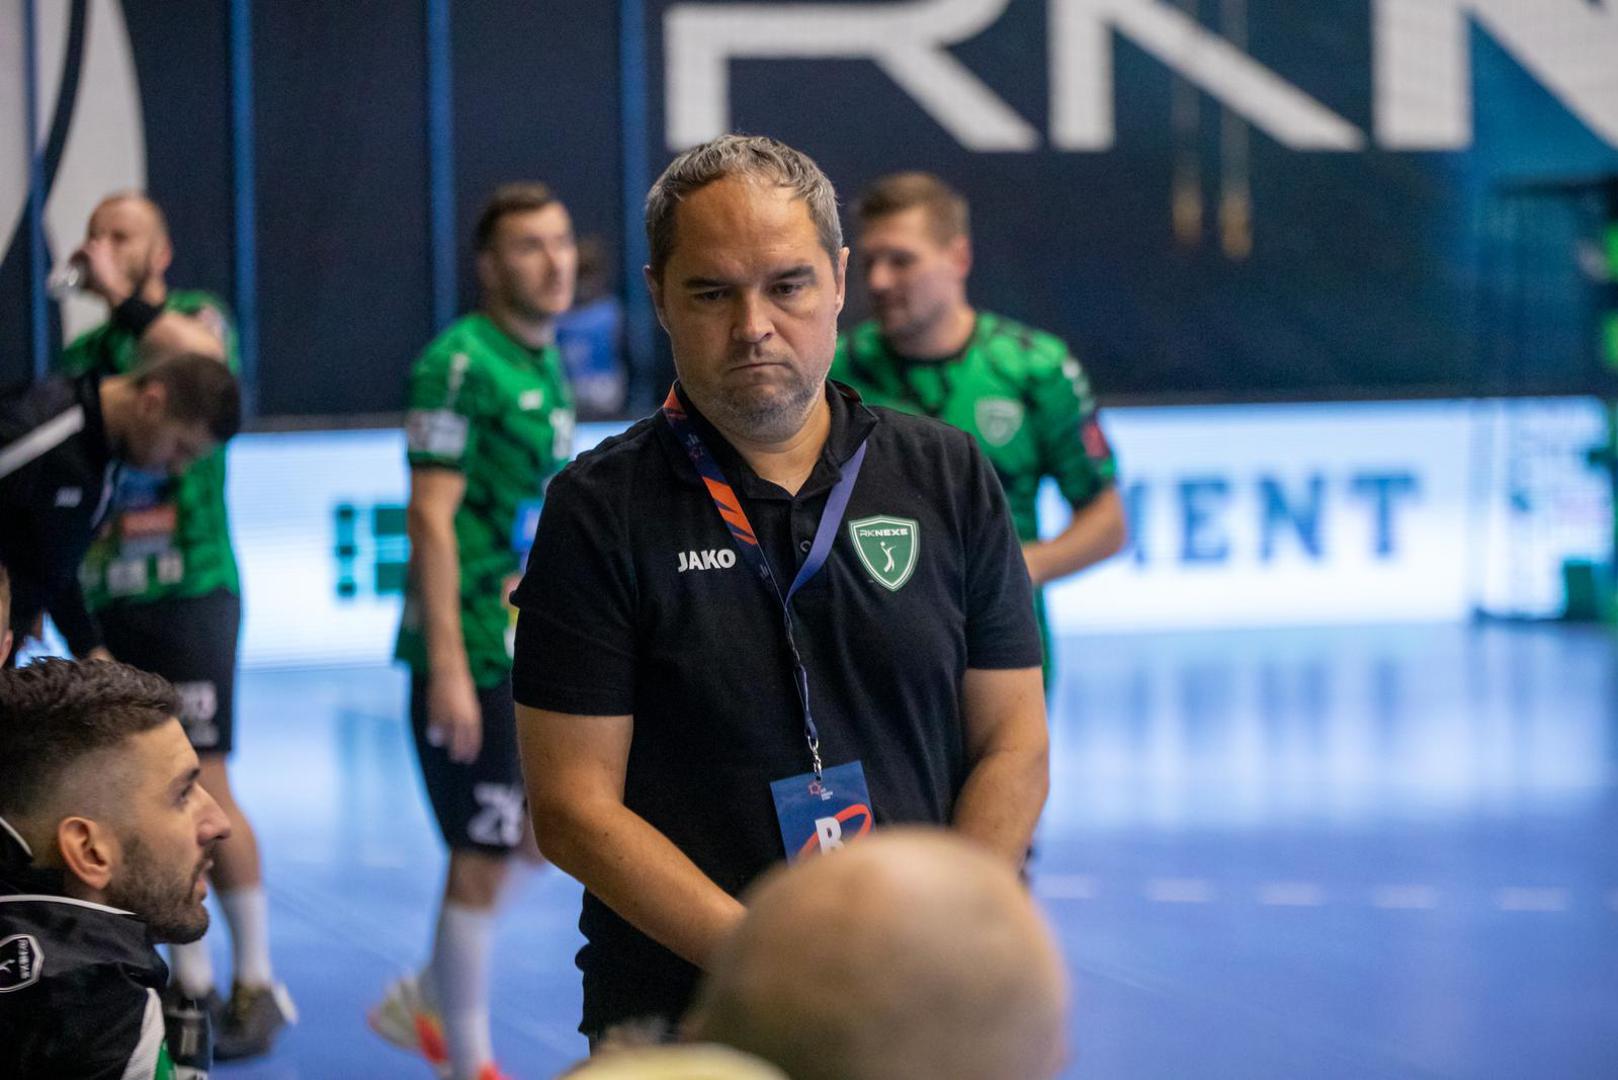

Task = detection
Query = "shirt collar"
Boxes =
[0,814,69,898]
[658,379,878,500]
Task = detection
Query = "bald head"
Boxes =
[93,191,169,240]
[687,830,1070,1080]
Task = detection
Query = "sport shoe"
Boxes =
[368,975,451,1078]
[213,980,297,1060]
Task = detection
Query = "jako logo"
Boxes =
[678,549,737,573]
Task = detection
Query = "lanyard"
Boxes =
[661,385,868,780]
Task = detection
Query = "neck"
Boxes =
[887,302,975,360]
[484,299,554,350]
[712,392,832,496]
[140,278,168,306]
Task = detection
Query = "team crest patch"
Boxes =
[0,934,43,993]
[974,397,1024,447]
[848,516,919,592]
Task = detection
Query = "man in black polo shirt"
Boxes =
[0,354,241,666]
[511,134,1049,1042]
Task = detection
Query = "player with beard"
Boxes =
[0,658,231,1078]
[370,183,578,1080]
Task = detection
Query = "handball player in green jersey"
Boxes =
[371,184,577,1080]
[832,173,1126,682]
[56,192,293,1059]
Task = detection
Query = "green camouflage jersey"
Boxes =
[395,313,575,689]
[833,311,1118,670]
[57,290,240,609]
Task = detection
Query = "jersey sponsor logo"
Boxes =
[405,409,470,459]
[518,388,545,411]
[678,548,737,573]
[848,515,920,591]
[975,397,1025,447]
[0,933,43,993]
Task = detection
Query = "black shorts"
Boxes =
[98,591,240,756]
[409,674,526,855]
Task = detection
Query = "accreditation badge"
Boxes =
[770,760,874,862]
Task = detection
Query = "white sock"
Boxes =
[427,901,495,1079]
[218,886,274,988]
[169,939,215,998]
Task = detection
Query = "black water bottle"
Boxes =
[164,993,213,1079]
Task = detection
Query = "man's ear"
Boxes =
[56,816,118,892]
[949,234,973,279]
[643,265,670,332]
[136,381,170,423]
[834,247,850,314]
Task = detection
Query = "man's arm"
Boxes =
[517,704,746,967]
[407,467,482,762]
[76,238,226,363]
[1023,485,1126,587]
[951,666,1049,864]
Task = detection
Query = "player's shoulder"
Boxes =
[167,287,231,317]
[977,311,1074,376]
[412,315,497,375]
[550,415,662,494]
[866,401,979,461]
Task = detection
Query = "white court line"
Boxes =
[1035,874,1099,901]
[1256,881,1325,907]
[1496,887,1569,913]
[1145,878,1215,904]
[1370,885,1440,910]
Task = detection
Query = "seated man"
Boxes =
[0,657,231,1078]
[685,829,1071,1080]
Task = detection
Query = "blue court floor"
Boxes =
[215,622,1618,1079]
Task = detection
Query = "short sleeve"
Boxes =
[1030,354,1117,509]
[404,348,479,470]
[961,437,1043,669]
[509,466,638,715]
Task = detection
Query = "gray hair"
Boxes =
[645,134,842,282]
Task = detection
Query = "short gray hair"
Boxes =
[645,134,842,283]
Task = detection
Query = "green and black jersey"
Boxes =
[833,312,1118,666]
[57,290,240,609]
[395,313,575,689]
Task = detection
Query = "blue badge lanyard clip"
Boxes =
[662,386,867,780]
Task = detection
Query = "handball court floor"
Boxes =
[213,622,1618,1079]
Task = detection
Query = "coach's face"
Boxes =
[103,719,230,943]
[648,178,847,443]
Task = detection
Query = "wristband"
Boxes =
[111,295,162,337]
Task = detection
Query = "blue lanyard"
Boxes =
[661,385,868,779]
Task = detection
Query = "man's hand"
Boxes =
[428,668,483,763]
[73,237,135,306]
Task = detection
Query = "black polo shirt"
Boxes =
[510,380,1040,1033]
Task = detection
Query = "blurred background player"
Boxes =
[832,172,1126,682]
[372,182,578,1080]
[1,354,239,668]
[54,192,293,1060]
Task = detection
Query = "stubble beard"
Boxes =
[106,834,212,944]
[703,360,824,444]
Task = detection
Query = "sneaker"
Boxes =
[213,980,297,1061]
[368,975,451,1078]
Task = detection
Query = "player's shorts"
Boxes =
[409,673,526,855]
[97,590,240,756]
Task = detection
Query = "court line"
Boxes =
[1495,887,1569,913]
[1369,885,1440,910]
[1034,874,1099,900]
[1256,881,1326,907]
[1145,877,1215,904]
